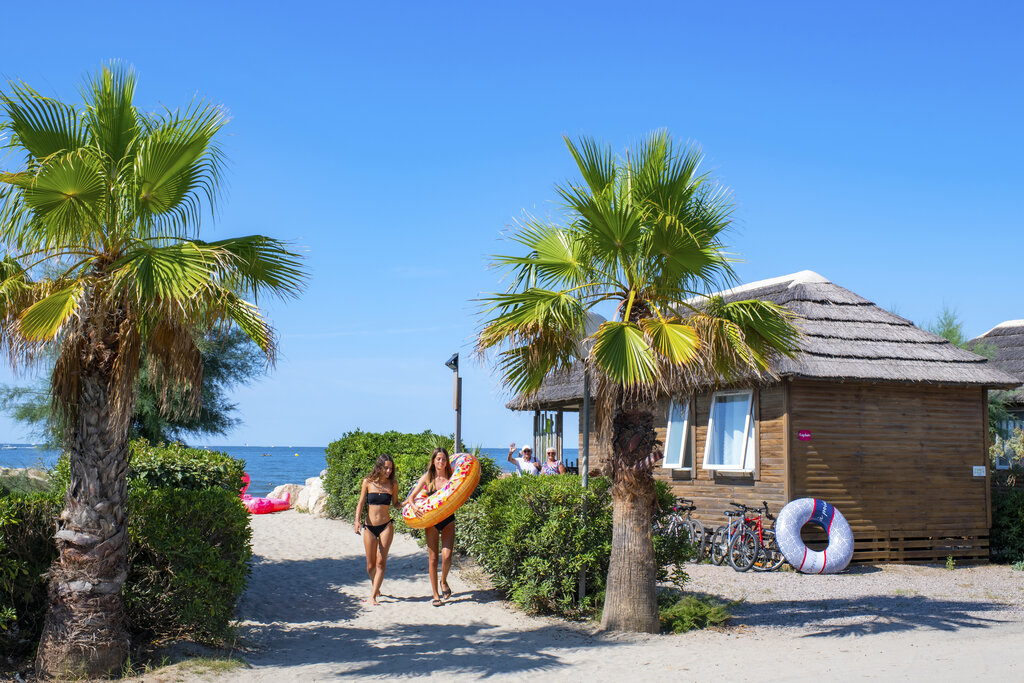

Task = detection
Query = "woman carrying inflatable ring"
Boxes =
[404,447,457,606]
[354,454,402,605]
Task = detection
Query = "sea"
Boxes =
[0,443,580,498]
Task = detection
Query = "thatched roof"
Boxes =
[968,320,1024,404]
[508,271,1020,411]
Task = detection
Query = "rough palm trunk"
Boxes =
[35,361,131,677]
[600,408,660,633]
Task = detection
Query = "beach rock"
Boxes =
[296,486,311,511]
[294,476,329,516]
[269,483,304,502]
[309,490,329,517]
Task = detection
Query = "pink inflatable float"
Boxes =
[240,473,291,514]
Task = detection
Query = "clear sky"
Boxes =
[1,1,1021,447]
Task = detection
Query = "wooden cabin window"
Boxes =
[663,399,693,471]
[702,389,756,472]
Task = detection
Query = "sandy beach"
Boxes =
[166,510,1024,682]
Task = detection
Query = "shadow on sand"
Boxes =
[232,553,622,677]
[731,594,1012,637]
[239,619,618,678]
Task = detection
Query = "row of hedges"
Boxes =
[322,430,501,533]
[0,442,251,658]
[457,474,692,619]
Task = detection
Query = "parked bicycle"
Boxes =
[728,500,786,572]
[653,497,707,563]
[709,502,750,566]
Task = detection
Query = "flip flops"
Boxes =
[441,586,453,600]
[432,598,443,607]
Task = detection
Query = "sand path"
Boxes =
[202,510,1024,682]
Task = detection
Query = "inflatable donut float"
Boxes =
[775,498,854,574]
[402,452,481,529]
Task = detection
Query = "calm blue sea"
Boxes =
[0,444,580,498]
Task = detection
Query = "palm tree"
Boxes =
[0,65,305,678]
[478,131,799,632]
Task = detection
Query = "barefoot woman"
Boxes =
[354,454,401,605]
[405,447,455,606]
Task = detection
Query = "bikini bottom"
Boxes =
[433,514,455,532]
[365,519,393,538]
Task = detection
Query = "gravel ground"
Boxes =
[680,561,1024,636]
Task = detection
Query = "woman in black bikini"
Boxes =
[404,447,455,606]
[354,454,401,605]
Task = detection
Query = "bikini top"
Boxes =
[367,491,392,506]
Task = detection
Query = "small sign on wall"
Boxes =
[798,430,812,441]
[972,465,986,477]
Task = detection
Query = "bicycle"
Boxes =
[728,500,786,572]
[654,497,707,563]
[709,502,750,566]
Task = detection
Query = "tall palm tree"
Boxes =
[0,65,305,678]
[478,131,799,632]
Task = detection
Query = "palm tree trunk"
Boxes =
[35,367,131,679]
[600,408,660,633]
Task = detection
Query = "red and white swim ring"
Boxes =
[775,498,854,574]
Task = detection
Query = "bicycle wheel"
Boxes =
[754,529,786,571]
[687,519,706,563]
[728,526,760,572]
[710,526,729,565]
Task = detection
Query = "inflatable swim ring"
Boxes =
[775,497,854,574]
[239,472,292,514]
[402,452,481,529]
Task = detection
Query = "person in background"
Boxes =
[507,442,540,475]
[540,446,566,475]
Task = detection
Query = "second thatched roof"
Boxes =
[508,271,1020,411]
[968,319,1024,405]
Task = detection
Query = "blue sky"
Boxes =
[1,1,1021,447]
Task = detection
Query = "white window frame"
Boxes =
[994,419,1021,470]
[702,389,756,472]
[663,398,693,471]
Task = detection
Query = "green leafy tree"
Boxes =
[0,65,305,677]
[477,132,798,632]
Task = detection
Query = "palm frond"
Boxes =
[18,281,83,341]
[134,101,227,237]
[590,320,657,388]
[82,63,140,171]
[563,135,616,196]
[202,235,306,300]
[0,82,85,161]
[640,318,699,366]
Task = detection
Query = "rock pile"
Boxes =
[269,469,329,517]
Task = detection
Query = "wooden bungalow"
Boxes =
[509,271,1020,563]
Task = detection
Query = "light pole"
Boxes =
[445,353,461,452]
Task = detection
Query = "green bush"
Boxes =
[0,493,60,657]
[125,486,251,641]
[322,429,500,527]
[657,591,731,633]
[459,475,692,618]
[2,441,251,656]
[991,488,1024,562]
[128,440,245,493]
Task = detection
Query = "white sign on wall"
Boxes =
[972,466,986,477]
